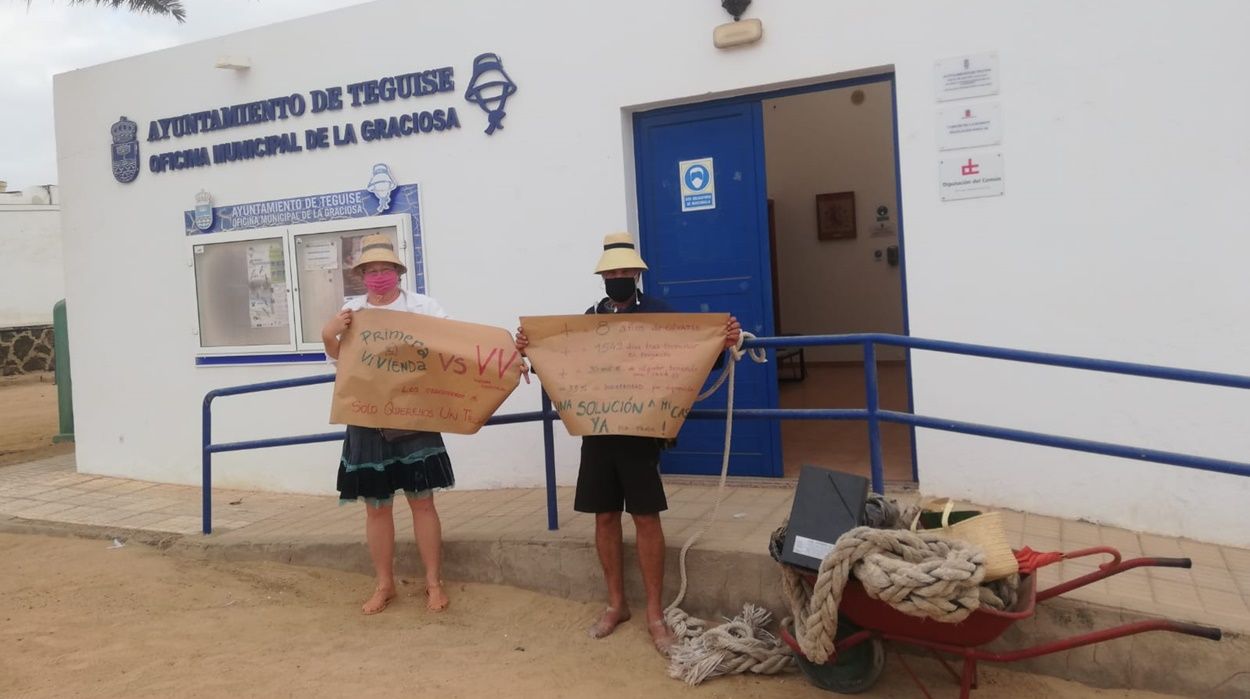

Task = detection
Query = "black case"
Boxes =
[781,465,870,571]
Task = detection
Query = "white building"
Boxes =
[0,182,62,375]
[0,182,62,327]
[52,0,1250,546]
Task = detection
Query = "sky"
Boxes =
[0,0,372,192]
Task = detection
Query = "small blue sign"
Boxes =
[684,164,710,191]
[679,157,716,212]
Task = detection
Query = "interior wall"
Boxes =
[763,82,904,362]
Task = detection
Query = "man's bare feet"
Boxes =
[588,606,631,639]
[425,582,449,613]
[362,586,397,615]
[648,618,676,656]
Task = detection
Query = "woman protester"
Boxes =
[322,234,453,615]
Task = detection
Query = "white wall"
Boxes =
[0,187,63,326]
[53,0,1250,546]
[763,84,904,362]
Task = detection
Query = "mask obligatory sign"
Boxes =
[520,313,727,438]
[331,310,523,434]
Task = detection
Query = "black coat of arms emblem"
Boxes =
[111,116,140,184]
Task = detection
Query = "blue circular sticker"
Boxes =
[684,164,710,191]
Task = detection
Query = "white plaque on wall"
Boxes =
[934,53,999,102]
[938,152,1005,201]
[937,102,1003,150]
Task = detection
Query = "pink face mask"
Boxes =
[363,269,399,295]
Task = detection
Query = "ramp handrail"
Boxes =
[200,333,1250,535]
[202,375,558,534]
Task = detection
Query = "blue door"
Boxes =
[634,101,781,477]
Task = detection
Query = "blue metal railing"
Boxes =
[202,375,560,534]
[201,333,1250,535]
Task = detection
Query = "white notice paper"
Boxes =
[793,535,835,561]
[303,239,339,271]
[939,152,1005,201]
[934,53,1000,102]
[937,102,1003,151]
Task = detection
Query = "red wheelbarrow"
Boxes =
[779,546,1222,698]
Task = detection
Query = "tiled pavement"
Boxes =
[2,451,1249,635]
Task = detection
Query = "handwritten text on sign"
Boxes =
[330,309,522,434]
[520,313,727,438]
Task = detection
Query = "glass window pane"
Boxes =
[293,226,400,344]
[193,237,291,348]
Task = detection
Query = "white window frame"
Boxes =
[187,224,298,357]
[289,214,414,353]
[186,213,414,362]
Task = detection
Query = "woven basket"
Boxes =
[911,499,1018,582]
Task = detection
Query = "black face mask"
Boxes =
[604,276,637,303]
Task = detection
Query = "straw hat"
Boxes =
[593,232,649,274]
[351,234,406,274]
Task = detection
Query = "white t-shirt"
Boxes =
[329,289,448,363]
[340,288,449,318]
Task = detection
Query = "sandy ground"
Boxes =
[0,377,70,466]
[0,533,1186,699]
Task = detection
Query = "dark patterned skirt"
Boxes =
[337,426,455,507]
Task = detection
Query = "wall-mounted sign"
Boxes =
[679,158,716,212]
[939,153,1005,201]
[934,53,999,102]
[366,163,398,214]
[193,190,214,231]
[937,102,1003,151]
[110,116,140,184]
[129,53,516,177]
[463,53,517,135]
[184,184,428,291]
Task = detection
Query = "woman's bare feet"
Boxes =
[362,586,397,615]
[648,618,676,656]
[588,606,631,638]
[425,582,449,613]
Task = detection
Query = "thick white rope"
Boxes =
[667,332,763,614]
[663,333,1017,684]
[664,333,793,685]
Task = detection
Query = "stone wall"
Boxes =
[0,325,55,375]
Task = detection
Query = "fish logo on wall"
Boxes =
[193,190,215,232]
[110,116,140,183]
[464,53,517,135]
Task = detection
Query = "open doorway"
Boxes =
[761,79,915,483]
[633,72,914,483]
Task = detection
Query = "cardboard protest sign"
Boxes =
[330,309,523,434]
[520,313,727,439]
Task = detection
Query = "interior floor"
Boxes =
[778,363,914,482]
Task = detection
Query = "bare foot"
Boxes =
[648,618,676,657]
[361,587,397,615]
[425,582,449,613]
[588,606,631,639]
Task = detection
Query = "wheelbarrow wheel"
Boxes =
[793,619,885,694]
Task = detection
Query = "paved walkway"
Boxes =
[2,452,1248,635]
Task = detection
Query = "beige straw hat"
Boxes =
[351,234,407,274]
[593,232,649,274]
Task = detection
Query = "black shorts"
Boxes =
[574,436,667,514]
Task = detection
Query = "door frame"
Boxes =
[629,70,920,482]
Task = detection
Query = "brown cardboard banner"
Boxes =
[330,309,523,434]
[520,313,727,438]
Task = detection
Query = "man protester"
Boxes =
[515,232,741,655]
